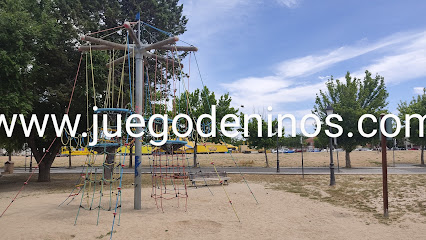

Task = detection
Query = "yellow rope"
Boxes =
[116,37,128,108]
[89,44,96,106]
[211,162,240,222]
[112,50,115,107]
[105,51,112,108]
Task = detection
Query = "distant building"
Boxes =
[305,137,315,150]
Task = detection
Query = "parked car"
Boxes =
[408,147,419,150]
[283,148,295,153]
[355,148,372,151]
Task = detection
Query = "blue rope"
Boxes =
[141,21,173,37]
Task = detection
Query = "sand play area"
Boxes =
[1,173,426,240]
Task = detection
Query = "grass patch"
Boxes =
[233,174,426,223]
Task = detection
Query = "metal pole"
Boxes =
[393,139,396,167]
[336,147,340,172]
[301,144,304,178]
[30,150,33,171]
[25,146,27,172]
[301,136,304,178]
[134,20,143,210]
[276,133,279,173]
[68,145,72,168]
[329,125,335,186]
[381,114,389,217]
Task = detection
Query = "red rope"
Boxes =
[153,55,158,115]
[0,53,83,218]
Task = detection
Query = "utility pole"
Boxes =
[79,19,197,210]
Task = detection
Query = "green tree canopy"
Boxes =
[398,88,426,165]
[313,71,388,168]
[175,86,238,166]
[238,117,283,167]
[0,0,188,181]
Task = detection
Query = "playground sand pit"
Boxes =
[2,150,423,168]
[1,174,426,239]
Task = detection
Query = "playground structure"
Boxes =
[1,15,258,240]
[58,17,203,237]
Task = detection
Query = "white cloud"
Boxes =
[350,32,426,84]
[275,0,301,8]
[180,0,302,44]
[275,31,425,79]
[223,79,325,113]
[221,29,426,126]
[318,75,330,80]
[180,0,255,43]
[414,87,425,95]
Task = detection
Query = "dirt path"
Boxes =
[1,182,424,240]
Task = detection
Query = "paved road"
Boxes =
[9,164,426,175]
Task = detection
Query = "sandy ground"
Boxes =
[1,179,426,240]
[1,150,423,168]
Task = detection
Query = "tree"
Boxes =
[398,88,426,165]
[0,0,35,162]
[313,134,329,150]
[238,117,283,167]
[0,0,188,181]
[282,134,308,149]
[313,71,388,168]
[175,86,238,166]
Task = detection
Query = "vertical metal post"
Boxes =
[329,125,335,186]
[276,133,279,173]
[134,20,143,210]
[335,137,340,172]
[393,139,396,167]
[30,150,33,171]
[301,137,304,178]
[25,146,27,172]
[336,148,340,172]
[380,114,389,217]
[68,145,72,168]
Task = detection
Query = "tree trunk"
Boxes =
[345,151,351,168]
[8,151,12,162]
[421,145,424,165]
[28,133,62,182]
[264,151,269,168]
[38,160,53,182]
[193,137,198,167]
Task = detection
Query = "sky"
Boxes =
[176,0,426,133]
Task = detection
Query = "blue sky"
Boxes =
[177,0,426,132]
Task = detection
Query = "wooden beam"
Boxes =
[155,45,198,52]
[81,35,127,50]
[144,51,183,68]
[123,21,141,47]
[144,36,179,51]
